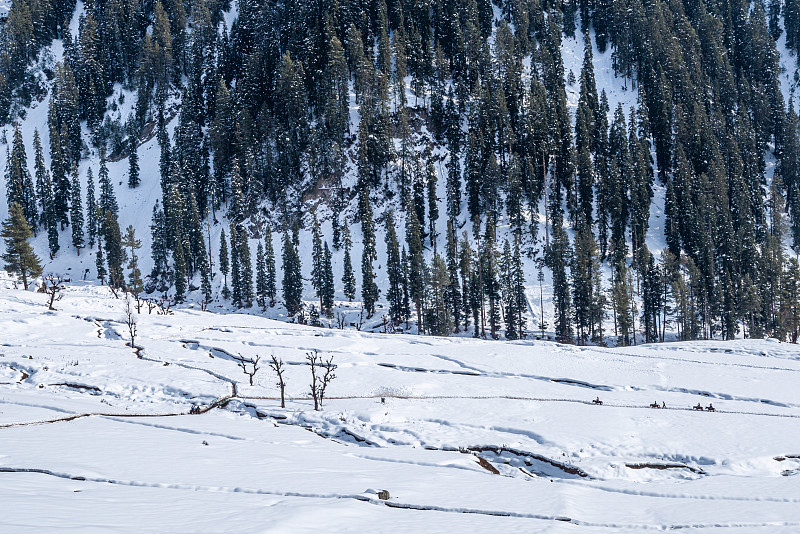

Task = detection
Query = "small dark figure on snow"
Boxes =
[592,397,603,405]
[706,403,715,412]
[662,401,666,409]
[693,403,703,411]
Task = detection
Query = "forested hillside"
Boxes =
[1,0,799,344]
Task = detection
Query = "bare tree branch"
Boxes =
[42,273,67,311]
[269,353,287,408]
[307,350,336,410]
[235,353,260,386]
[307,350,319,410]
[124,295,138,352]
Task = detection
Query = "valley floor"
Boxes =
[1,280,800,533]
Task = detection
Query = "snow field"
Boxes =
[1,281,800,532]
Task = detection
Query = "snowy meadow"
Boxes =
[1,280,800,533]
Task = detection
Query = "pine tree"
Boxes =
[211,77,233,208]
[572,217,599,344]
[322,242,335,314]
[7,127,38,229]
[147,201,171,293]
[446,147,462,224]
[427,158,439,252]
[385,211,404,324]
[157,103,172,203]
[229,223,241,306]
[282,231,303,315]
[128,134,140,188]
[360,189,379,316]
[664,177,681,257]
[122,225,144,298]
[237,226,254,307]
[342,224,357,302]
[102,211,126,290]
[445,221,462,333]
[310,214,325,310]
[264,227,277,306]
[780,258,800,343]
[641,250,662,344]
[274,51,310,192]
[407,205,425,333]
[547,213,573,343]
[426,254,453,336]
[256,240,267,310]
[501,240,519,340]
[460,233,475,334]
[482,219,502,339]
[151,1,175,89]
[95,233,107,285]
[98,152,118,218]
[199,243,212,305]
[70,166,84,254]
[32,129,50,230]
[401,246,411,328]
[412,158,426,237]
[86,168,98,248]
[36,135,59,256]
[186,193,206,276]
[47,118,67,224]
[612,260,634,346]
[2,202,42,290]
[173,223,187,301]
[228,160,245,222]
[511,238,528,339]
[78,11,106,125]
[309,304,321,327]
[219,228,230,299]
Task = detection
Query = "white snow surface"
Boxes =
[1,279,800,532]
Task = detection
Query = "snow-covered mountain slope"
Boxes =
[2,280,800,532]
[0,0,799,340]
[0,21,650,337]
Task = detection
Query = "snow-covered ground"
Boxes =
[2,279,800,532]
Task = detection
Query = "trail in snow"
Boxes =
[3,467,799,531]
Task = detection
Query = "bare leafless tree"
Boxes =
[42,273,67,310]
[124,295,138,351]
[307,350,336,410]
[318,354,337,408]
[156,295,174,315]
[269,353,287,408]
[307,351,320,410]
[234,353,261,386]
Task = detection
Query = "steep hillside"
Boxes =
[2,279,800,532]
[1,0,800,344]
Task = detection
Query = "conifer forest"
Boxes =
[2,0,800,345]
